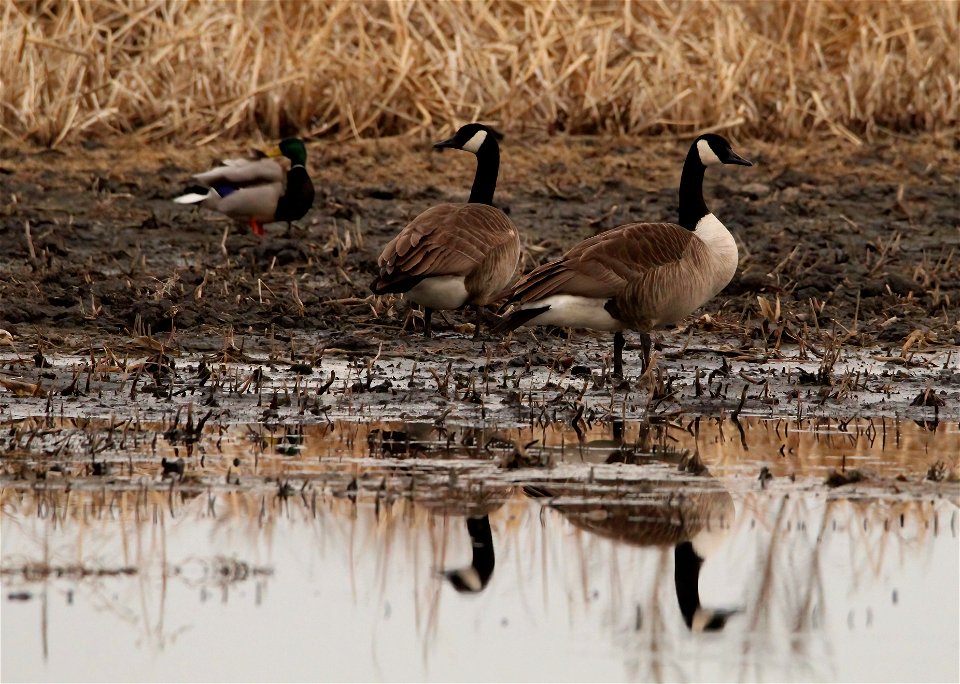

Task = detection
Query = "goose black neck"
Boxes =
[678,146,709,231]
[468,145,500,205]
[674,541,704,628]
[466,515,496,582]
[275,165,315,222]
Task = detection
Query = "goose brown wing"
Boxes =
[377,204,516,283]
[548,486,733,547]
[509,223,694,303]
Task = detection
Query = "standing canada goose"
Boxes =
[370,123,521,339]
[173,138,315,236]
[494,134,752,376]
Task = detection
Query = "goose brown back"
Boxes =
[373,203,519,307]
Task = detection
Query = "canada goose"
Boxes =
[406,438,511,594]
[524,470,737,631]
[173,138,315,236]
[370,123,521,339]
[494,134,752,376]
[443,516,497,593]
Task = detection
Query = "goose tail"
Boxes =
[369,272,425,296]
[521,484,555,498]
[490,305,549,335]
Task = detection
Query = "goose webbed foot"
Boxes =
[471,305,495,341]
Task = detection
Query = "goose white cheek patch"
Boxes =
[696,139,722,165]
[462,130,488,153]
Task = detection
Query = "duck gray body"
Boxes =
[173,138,314,236]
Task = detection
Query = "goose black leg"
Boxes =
[472,305,483,340]
[640,332,652,374]
[423,307,433,338]
[613,331,625,378]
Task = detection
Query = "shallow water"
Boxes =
[2,416,958,682]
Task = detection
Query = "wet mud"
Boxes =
[2,413,957,498]
[1,133,956,346]
[2,130,959,681]
[1,133,957,431]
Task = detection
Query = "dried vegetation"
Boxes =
[2,0,957,146]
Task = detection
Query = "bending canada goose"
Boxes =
[370,123,521,339]
[495,134,752,376]
[173,138,315,236]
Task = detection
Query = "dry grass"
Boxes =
[1,0,958,146]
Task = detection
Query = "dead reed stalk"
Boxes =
[1,0,957,146]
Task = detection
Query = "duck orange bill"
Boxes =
[249,219,266,236]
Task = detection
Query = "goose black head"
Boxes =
[443,567,488,593]
[433,123,504,155]
[267,138,308,166]
[691,606,739,632]
[694,134,753,167]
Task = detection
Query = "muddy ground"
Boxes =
[3,132,959,684]
[0,131,957,428]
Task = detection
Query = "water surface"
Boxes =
[2,417,958,682]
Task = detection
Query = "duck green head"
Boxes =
[266,138,308,165]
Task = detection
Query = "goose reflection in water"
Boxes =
[366,419,513,595]
[415,477,512,595]
[527,478,736,630]
[443,516,496,593]
[436,475,737,628]
[527,420,739,632]
[429,418,739,629]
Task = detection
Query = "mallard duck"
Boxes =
[494,134,753,376]
[370,123,521,339]
[173,138,315,236]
